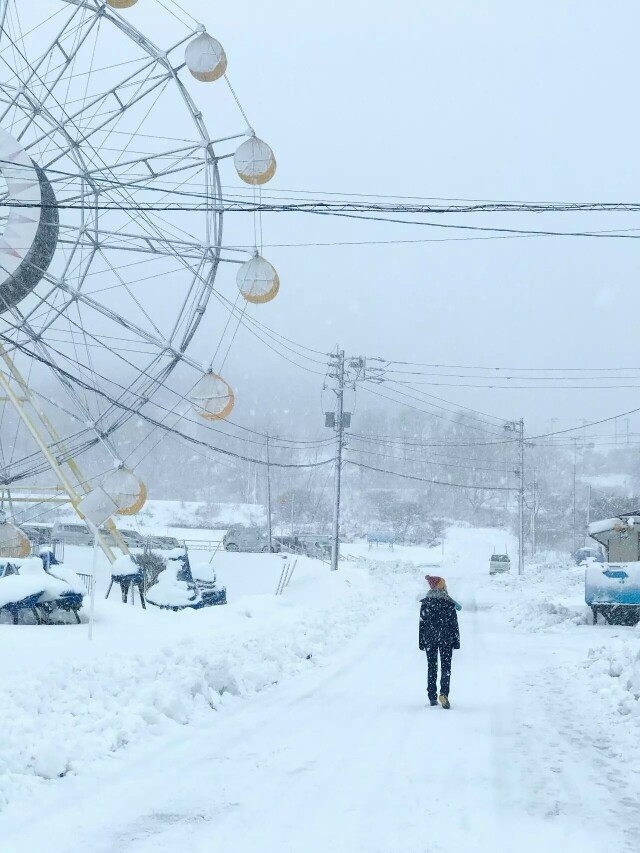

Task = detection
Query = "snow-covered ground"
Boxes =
[1,526,640,851]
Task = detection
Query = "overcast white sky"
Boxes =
[175,0,640,435]
[27,1,640,437]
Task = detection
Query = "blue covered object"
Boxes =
[0,555,85,624]
[367,531,395,551]
[586,561,640,625]
[585,562,640,606]
[146,550,226,611]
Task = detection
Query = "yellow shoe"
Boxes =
[438,694,451,709]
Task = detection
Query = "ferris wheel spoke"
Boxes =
[7,305,111,445]
[8,252,177,366]
[5,302,176,455]
[57,147,208,206]
[56,227,214,262]
[18,51,165,162]
[96,247,165,341]
[11,8,101,142]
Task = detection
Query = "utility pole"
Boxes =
[265,433,272,553]
[322,350,362,569]
[330,348,345,571]
[572,438,577,555]
[518,418,524,575]
[586,483,591,536]
[531,467,536,557]
[504,419,525,574]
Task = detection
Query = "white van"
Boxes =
[489,554,511,575]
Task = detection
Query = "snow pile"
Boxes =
[146,552,200,608]
[0,558,63,608]
[0,571,44,608]
[110,555,140,580]
[191,561,216,583]
[586,643,640,719]
[44,564,85,596]
[481,554,590,631]
[0,556,418,809]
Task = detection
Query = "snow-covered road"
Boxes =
[2,555,638,853]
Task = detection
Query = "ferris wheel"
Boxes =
[0,0,279,557]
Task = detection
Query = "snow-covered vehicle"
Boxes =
[20,523,53,548]
[586,514,640,625]
[51,521,95,546]
[489,554,510,575]
[145,534,180,550]
[223,525,278,552]
[574,546,604,565]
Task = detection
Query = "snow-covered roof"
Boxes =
[588,517,624,536]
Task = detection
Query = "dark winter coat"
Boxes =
[419,590,460,650]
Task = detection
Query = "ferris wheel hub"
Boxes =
[0,127,58,313]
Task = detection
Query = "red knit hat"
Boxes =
[425,575,446,590]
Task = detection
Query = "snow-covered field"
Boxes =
[1,526,640,851]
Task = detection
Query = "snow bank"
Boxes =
[486,555,590,630]
[0,555,419,810]
[586,644,640,719]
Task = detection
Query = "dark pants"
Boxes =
[426,644,453,700]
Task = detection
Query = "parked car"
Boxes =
[302,535,332,559]
[223,525,278,552]
[51,521,95,546]
[118,529,146,549]
[20,523,54,547]
[146,535,181,550]
[275,534,304,553]
[489,554,511,575]
[574,546,604,565]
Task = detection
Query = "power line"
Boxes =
[347,444,510,473]
[348,433,515,464]
[345,459,517,491]
[376,377,510,424]
[1,337,335,472]
[380,359,640,372]
[360,383,505,436]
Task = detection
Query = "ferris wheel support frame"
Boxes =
[0,343,128,562]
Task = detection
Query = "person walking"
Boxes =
[419,575,461,709]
